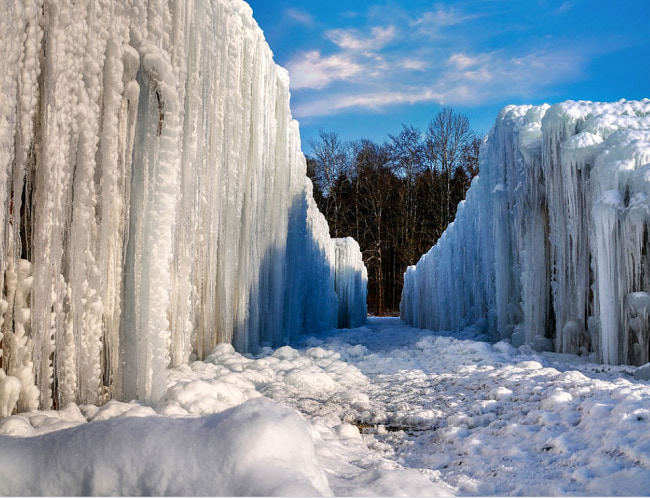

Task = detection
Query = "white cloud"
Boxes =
[283,3,591,118]
[553,1,574,15]
[410,4,480,36]
[295,89,445,117]
[326,26,396,52]
[285,8,315,26]
[448,53,484,70]
[291,47,586,117]
[286,25,397,90]
[437,49,585,102]
[287,51,363,90]
[401,58,428,71]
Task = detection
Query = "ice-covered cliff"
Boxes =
[401,99,650,366]
[0,0,366,413]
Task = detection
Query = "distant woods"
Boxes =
[306,108,481,315]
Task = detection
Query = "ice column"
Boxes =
[335,238,368,329]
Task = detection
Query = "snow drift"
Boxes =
[0,398,332,496]
[0,0,366,413]
[402,99,650,366]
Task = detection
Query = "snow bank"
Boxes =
[0,398,331,496]
[0,0,366,411]
[0,324,450,496]
[401,99,650,365]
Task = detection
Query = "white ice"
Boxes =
[402,100,650,366]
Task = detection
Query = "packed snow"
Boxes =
[0,0,367,412]
[402,99,650,366]
[2,317,650,496]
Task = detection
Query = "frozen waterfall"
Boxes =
[401,99,650,366]
[0,0,366,414]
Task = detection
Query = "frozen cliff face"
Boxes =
[0,0,366,412]
[401,99,650,366]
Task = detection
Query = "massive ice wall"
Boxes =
[0,0,366,413]
[401,100,650,366]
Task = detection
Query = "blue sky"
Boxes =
[246,0,650,154]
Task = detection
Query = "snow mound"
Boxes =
[0,398,331,496]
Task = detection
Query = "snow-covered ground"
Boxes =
[2,317,650,496]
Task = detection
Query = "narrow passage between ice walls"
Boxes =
[401,99,650,366]
[0,0,367,415]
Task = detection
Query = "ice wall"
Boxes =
[401,100,650,365]
[0,0,366,412]
[335,237,368,329]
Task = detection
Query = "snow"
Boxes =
[402,99,650,366]
[0,0,367,411]
[3,317,650,496]
[0,398,330,496]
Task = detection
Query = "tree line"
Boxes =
[306,108,481,315]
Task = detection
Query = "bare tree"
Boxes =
[388,125,425,185]
[309,130,350,237]
[304,115,480,315]
[353,142,394,314]
[425,108,476,225]
[388,125,425,265]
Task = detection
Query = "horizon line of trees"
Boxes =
[306,108,482,315]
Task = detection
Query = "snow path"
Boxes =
[2,316,650,496]
[289,317,650,496]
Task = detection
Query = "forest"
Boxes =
[306,108,481,314]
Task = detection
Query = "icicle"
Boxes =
[593,191,624,364]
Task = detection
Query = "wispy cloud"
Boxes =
[448,53,486,71]
[401,58,428,71]
[287,25,397,89]
[295,89,445,117]
[287,51,363,90]
[284,2,595,119]
[410,4,482,38]
[326,26,396,52]
[292,47,585,117]
[411,4,477,28]
[436,49,585,103]
[552,1,575,15]
[284,8,315,26]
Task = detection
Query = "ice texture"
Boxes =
[401,99,650,365]
[335,238,368,329]
[0,0,366,412]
